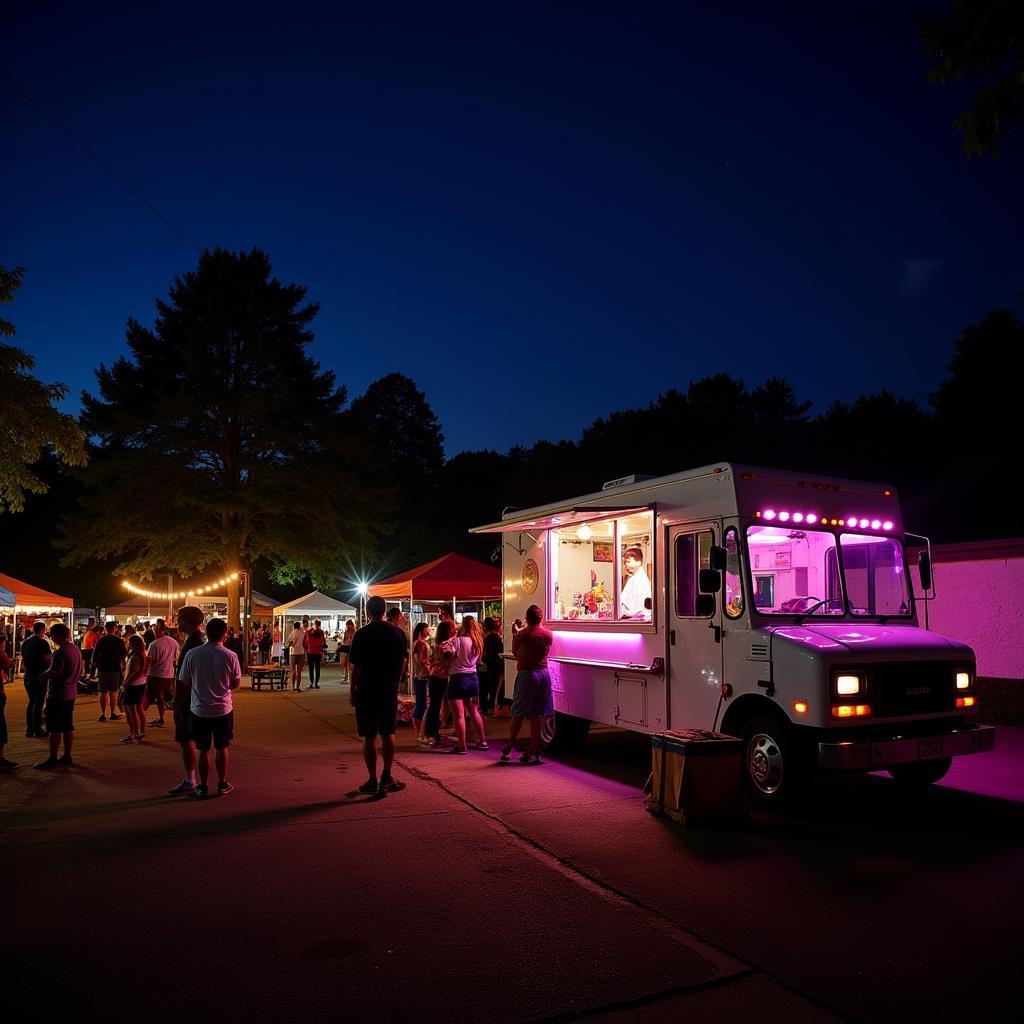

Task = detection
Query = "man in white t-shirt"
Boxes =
[285,621,306,691]
[620,546,652,620]
[144,618,179,728]
[178,617,241,798]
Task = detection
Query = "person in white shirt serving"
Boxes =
[620,546,652,620]
[178,617,241,798]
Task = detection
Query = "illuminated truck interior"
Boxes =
[746,525,912,617]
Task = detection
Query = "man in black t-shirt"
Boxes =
[21,620,52,738]
[349,596,407,797]
[92,622,126,722]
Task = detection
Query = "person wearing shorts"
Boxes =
[501,604,554,766]
[349,596,407,797]
[167,606,205,796]
[439,616,488,755]
[36,623,82,769]
[144,619,178,727]
[92,621,126,723]
[179,617,240,798]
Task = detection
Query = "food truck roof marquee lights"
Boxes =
[755,510,894,531]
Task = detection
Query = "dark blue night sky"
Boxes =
[4,2,1021,454]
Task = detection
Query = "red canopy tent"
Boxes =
[367,553,500,604]
[0,573,75,658]
[0,572,74,613]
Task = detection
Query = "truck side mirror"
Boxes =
[698,568,721,593]
[709,545,727,572]
[918,551,933,591]
[695,594,716,617]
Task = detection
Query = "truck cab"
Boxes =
[473,463,995,806]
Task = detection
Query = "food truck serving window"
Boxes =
[549,511,654,623]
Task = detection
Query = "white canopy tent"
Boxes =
[273,591,357,653]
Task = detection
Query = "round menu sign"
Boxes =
[521,558,539,595]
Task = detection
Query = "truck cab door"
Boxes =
[667,521,725,730]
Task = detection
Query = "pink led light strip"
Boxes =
[755,510,894,531]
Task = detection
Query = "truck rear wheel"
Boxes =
[540,712,591,752]
[743,715,805,809]
[887,758,952,787]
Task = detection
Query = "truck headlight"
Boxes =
[835,673,863,696]
[955,671,971,690]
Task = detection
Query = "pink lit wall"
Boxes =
[923,541,1024,680]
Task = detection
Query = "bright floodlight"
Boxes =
[356,582,368,596]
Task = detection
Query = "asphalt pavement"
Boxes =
[1,665,1020,1023]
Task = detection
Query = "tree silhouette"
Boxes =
[59,248,382,622]
[0,265,87,513]
[918,0,1024,156]
[349,372,445,574]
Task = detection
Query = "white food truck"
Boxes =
[472,463,995,805]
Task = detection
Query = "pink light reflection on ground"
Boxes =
[874,726,1024,804]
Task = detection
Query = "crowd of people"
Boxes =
[0,599,557,804]
[0,607,240,796]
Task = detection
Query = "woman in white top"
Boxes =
[286,621,306,691]
[440,615,488,754]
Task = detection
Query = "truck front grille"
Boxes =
[870,662,955,717]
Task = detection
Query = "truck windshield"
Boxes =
[746,525,913,617]
[839,533,912,616]
[746,525,844,615]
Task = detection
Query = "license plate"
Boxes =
[918,736,944,760]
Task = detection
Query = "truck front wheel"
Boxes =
[887,758,952,787]
[540,712,591,752]
[743,715,804,808]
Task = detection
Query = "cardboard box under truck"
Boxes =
[471,463,995,806]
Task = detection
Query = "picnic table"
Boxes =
[249,665,287,690]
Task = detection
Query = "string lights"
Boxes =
[120,571,240,600]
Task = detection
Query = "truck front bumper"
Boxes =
[817,723,995,771]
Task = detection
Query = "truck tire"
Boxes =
[540,712,591,752]
[742,714,805,809]
[887,757,952,787]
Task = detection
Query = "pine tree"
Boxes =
[0,265,87,513]
[60,248,383,623]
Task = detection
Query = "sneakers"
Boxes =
[357,778,378,795]
[217,782,234,797]
[58,754,74,766]
[148,719,165,728]
[119,734,137,744]
[377,773,405,795]
[0,758,20,771]
[191,784,208,799]
[500,745,514,763]
[34,758,59,770]
[97,714,107,722]
[447,747,468,755]
[166,779,195,796]
[520,753,543,766]
[109,714,121,721]
[470,741,489,751]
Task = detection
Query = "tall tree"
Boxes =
[349,372,445,574]
[60,248,382,623]
[0,265,87,513]
[918,0,1024,155]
